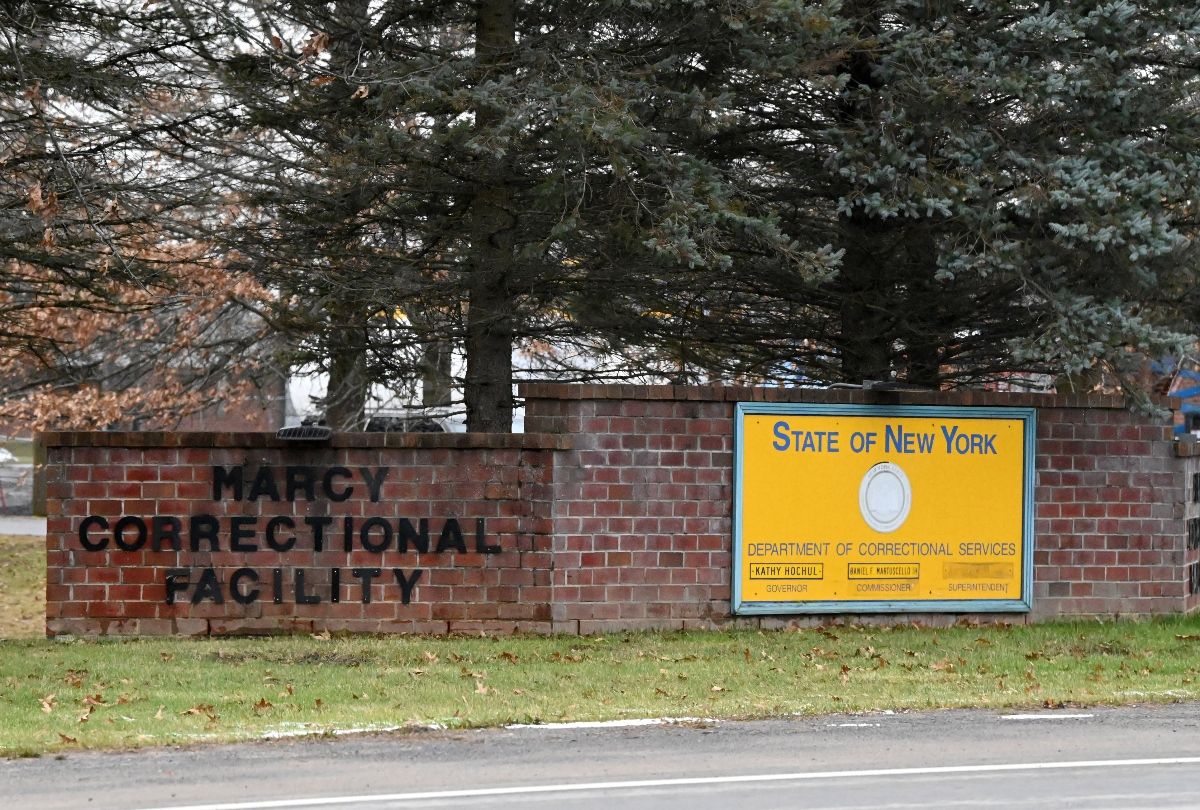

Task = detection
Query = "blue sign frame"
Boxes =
[732,403,1036,615]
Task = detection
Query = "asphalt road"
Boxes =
[4,703,1200,809]
[0,514,45,535]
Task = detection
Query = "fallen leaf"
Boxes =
[154,706,164,720]
[82,693,107,707]
[423,651,439,663]
[253,698,272,712]
[57,733,78,744]
[710,685,726,692]
[160,652,173,662]
[40,694,56,713]
[311,630,331,641]
[351,85,369,99]
[180,703,215,716]
[500,651,519,664]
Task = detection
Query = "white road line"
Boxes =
[1000,714,1094,720]
[506,717,714,730]
[132,756,1200,810]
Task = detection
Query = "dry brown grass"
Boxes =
[0,534,44,638]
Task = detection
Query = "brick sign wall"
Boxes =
[45,434,563,636]
[1033,407,1196,617]
[42,386,1199,636]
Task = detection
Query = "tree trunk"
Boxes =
[898,224,942,388]
[464,0,517,433]
[837,211,894,383]
[321,0,373,432]
[324,318,370,431]
[833,11,895,385]
[421,338,453,408]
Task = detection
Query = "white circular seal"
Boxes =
[858,462,912,533]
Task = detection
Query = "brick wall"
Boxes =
[1032,407,1190,617]
[528,393,734,633]
[523,384,1196,631]
[42,386,1199,636]
[44,433,564,636]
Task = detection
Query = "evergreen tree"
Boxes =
[7,1,1200,430]
[162,0,846,429]
[798,1,1199,388]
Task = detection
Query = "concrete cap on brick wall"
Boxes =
[36,431,573,450]
[517,382,1165,411]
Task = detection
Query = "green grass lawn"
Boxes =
[2,534,1199,757]
[2,621,1200,758]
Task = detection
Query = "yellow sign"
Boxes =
[734,404,1034,613]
